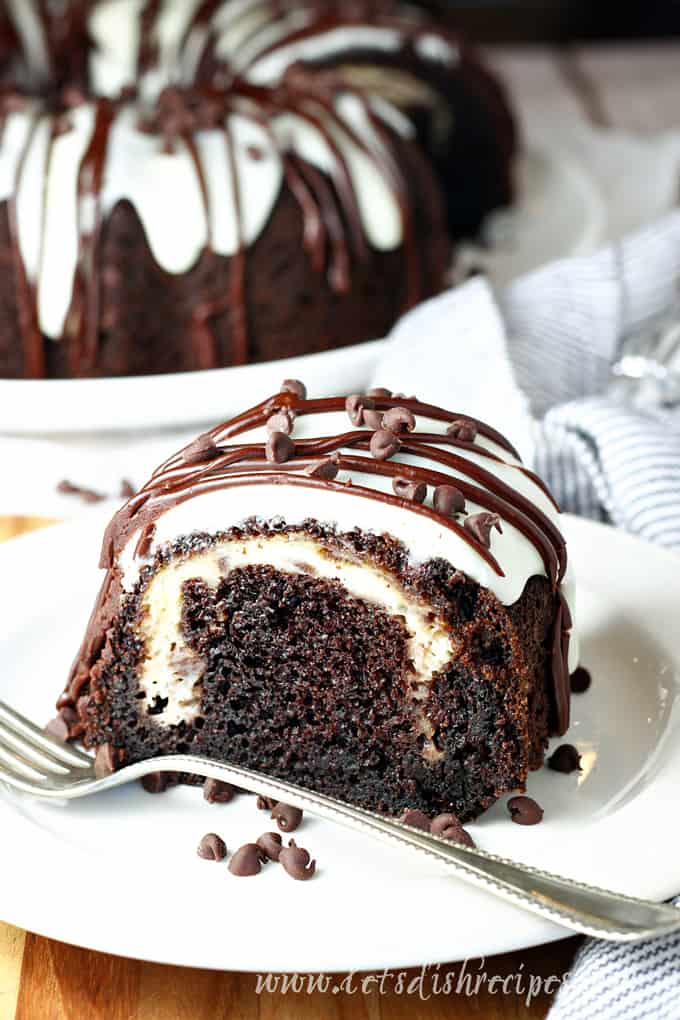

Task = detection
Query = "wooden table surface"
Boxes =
[1,42,679,1020]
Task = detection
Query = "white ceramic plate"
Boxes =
[0,148,603,436]
[0,513,678,970]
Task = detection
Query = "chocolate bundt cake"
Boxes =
[57,382,578,821]
[0,0,516,379]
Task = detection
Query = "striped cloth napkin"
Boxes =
[370,212,680,1020]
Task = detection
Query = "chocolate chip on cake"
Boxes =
[430,812,476,847]
[181,434,221,465]
[279,839,316,881]
[280,379,307,400]
[203,778,237,804]
[370,429,401,460]
[382,406,416,433]
[228,843,265,876]
[393,477,427,503]
[265,431,294,464]
[345,394,374,427]
[197,833,227,861]
[305,457,339,480]
[399,808,432,831]
[547,744,582,774]
[446,419,478,442]
[362,409,384,429]
[271,803,303,833]
[464,512,502,548]
[256,831,283,862]
[507,796,544,826]
[94,742,116,778]
[433,484,465,516]
[266,410,294,435]
[570,666,592,694]
[366,387,392,398]
[256,794,278,811]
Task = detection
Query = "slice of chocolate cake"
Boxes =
[58,381,578,821]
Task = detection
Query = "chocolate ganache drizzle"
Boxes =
[64,383,577,736]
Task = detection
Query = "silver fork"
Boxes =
[0,698,678,944]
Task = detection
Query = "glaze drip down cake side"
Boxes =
[57,383,578,821]
[0,0,515,379]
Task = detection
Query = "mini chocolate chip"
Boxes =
[446,419,478,442]
[279,839,316,881]
[345,393,374,426]
[382,406,416,433]
[570,666,592,693]
[430,812,476,847]
[256,795,278,811]
[181,434,221,465]
[265,431,294,464]
[305,457,339,480]
[120,479,136,499]
[399,808,431,831]
[508,796,544,826]
[370,429,401,460]
[547,744,582,774]
[433,485,465,516]
[256,831,283,862]
[363,409,384,429]
[464,512,503,548]
[141,772,171,794]
[197,833,227,861]
[228,842,264,876]
[266,410,294,435]
[366,387,392,398]
[45,715,70,742]
[203,778,236,804]
[56,479,105,504]
[271,802,303,833]
[94,742,115,779]
[393,477,427,503]
[280,379,306,400]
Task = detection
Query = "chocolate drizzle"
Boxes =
[64,387,574,735]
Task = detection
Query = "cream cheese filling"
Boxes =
[137,533,455,757]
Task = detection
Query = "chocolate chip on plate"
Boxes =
[256,794,278,811]
[547,744,582,774]
[203,778,237,804]
[399,808,431,831]
[256,831,283,862]
[570,666,592,694]
[228,843,265,876]
[279,840,316,881]
[197,833,227,861]
[141,772,172,794]
[430,812,476,848]
[271,803,303,833]
[507,796,544,826]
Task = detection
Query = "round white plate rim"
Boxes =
[0,513,678,972]
[0,146,604,436]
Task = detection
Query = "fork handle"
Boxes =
[100,755,680,943]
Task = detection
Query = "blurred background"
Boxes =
[422,0,680,40]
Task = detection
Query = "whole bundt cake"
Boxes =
[0,1,516,379]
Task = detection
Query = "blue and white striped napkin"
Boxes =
[371,211,680,1019]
